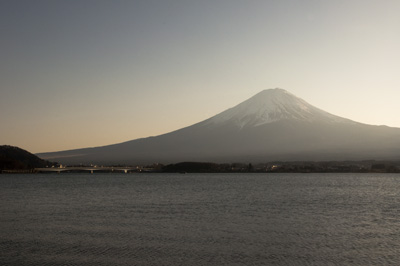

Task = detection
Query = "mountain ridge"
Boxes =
[37,89,400,165]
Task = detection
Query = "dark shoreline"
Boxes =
[2,160,400,174]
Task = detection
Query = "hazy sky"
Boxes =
[1,0,399,153]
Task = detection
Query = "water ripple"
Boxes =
[1,173,400,265]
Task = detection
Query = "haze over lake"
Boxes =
[1,173,400,265]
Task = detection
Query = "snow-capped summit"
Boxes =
[206,88,348,128]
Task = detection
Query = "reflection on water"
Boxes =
[1,173,400,265]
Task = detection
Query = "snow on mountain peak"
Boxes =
[206,88,347,128]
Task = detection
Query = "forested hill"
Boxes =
[0,145,53,170]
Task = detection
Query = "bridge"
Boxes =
[34,166,143,174]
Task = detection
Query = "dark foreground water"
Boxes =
[1,173,400,265]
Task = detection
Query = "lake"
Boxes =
[1,173,400,265]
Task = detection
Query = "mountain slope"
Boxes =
[0,145,53,170]
[37,89,400,164]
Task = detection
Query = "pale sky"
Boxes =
[1,0,399,153]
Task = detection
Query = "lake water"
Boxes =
[1,173,400,265]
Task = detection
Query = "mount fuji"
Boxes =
[38,89,400,164]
